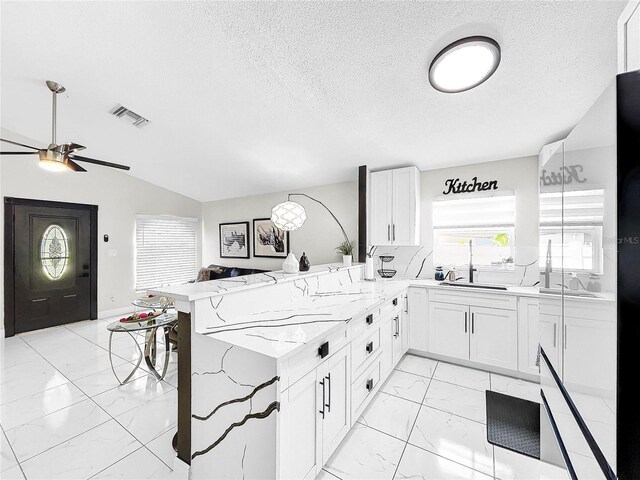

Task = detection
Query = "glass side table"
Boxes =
[107,312,177,384]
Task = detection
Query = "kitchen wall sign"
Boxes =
[540,165,587,186]
[443,176,498,195]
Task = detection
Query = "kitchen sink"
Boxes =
[438,281,508,291]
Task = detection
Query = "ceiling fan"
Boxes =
[0,81,130,172]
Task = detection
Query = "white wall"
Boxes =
[374,156,540,286]
[0,156,202,321]
[202,182,358,271]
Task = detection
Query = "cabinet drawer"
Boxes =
[350,308,381,337]
[280,324,348,392]
[428,289,516,311]
[351,326,381,376]
[351,356,381,416]
[379,296,402,318]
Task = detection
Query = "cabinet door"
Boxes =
[279,368,321,480]
[428,302,469,360]
[563,316,616,393]
[370,171,393,246]
[469,306,517,370]
[391,167,419,246]
[407,287,428,351]
[380,318,393,378]
[619,1,640,72]
[391,313,403,365]
[319,346,351,463]
[539,313,561,375]
[517,297,540,375]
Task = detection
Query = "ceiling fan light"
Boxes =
[429,36,501,93]
[271,201,307,231]
[38,150,69,172]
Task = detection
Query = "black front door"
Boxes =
[4,198,98,336]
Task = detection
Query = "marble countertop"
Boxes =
[199,279,411,361]
[149,263,364,302]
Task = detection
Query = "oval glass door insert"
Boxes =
[40,224,69,280]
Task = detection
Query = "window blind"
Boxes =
[433,194,516,228]
[539,189,605,226]
[135,216,198,291]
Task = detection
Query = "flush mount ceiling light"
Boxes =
[429,36,501,93]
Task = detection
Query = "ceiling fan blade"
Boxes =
[67,142,86,152]
[66,159,87,172]
[69,154,130,171]
[0,151,38,155]
[0,138,41,151]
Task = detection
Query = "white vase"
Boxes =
[282,252,299,274]
[343,255,352,266]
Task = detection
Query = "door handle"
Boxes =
[319,379,326,419]
[404,295,409,314]
[394,316,400,338]
[325,373,331,413]
[388,225,390,241]
[31,298,48,303]
[471,313,475,334]
[366,378,374,391]
[553,323,557,348]
[366,341,374,354]
[464,312,468,333]
[393,224,396,241]
[63,294,77,298]
[366,314,374,325]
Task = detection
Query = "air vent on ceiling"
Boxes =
[109,104,150,128]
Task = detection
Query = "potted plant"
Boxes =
[336,240,355,266]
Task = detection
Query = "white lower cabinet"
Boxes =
[407,287,428,351]
[469,306,517,370]
[518,297,540,375]
[428,302,469,360]
[428,298,517,369]
[280,345,350,480]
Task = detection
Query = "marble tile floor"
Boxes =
[0,316,185,480]
[1,317,567,480]
[323,357,570,480]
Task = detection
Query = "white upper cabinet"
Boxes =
[619,0,640,72]
[369,167,420,246]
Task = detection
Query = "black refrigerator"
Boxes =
[538,70,640,480]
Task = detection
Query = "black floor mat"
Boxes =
[486,390,540,459]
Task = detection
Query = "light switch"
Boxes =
[108,249,118,257]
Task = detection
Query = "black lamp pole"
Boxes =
[288,193,350,245]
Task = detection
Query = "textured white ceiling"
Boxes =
[0,1,625,202]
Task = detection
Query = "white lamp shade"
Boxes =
[271,201,307,231]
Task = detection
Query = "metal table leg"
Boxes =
[109,331,143,385]
[144,326,171,380]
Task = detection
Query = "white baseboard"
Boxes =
[98,306,134,319]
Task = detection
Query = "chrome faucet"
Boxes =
[544,239,552,289]
[469,240,477,283]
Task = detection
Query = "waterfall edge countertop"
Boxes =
[196,279,411,361]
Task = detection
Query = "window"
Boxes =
[539,189,604,273]
[135,216,198,291]
[433,194,516,269]
[41,224,69,280]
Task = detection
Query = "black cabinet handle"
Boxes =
[366,341,374,354]
[471,313,475,334]
[366,314,374,325]
[318,341,329,358]
[325,373,331,413]
[464,312,468,333]
[319,378,326,419]
[366,378,374,391]
[392,298,398,306]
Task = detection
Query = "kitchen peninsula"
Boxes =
[152,263,550,480]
